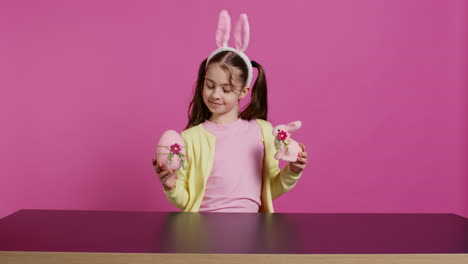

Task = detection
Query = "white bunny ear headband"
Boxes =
[206,10,253,88]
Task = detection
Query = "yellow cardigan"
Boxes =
[163,119,302,213]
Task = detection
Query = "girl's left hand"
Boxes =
[290,143,307,174]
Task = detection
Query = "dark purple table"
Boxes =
[1,209,467,263]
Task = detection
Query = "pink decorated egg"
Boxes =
[155,130,186,171]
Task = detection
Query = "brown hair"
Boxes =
[185,51,268,129]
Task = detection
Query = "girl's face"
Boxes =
[202,63,249,119]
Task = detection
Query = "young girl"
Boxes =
[152,10,308,213]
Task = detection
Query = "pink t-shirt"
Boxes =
[198,118,264,212]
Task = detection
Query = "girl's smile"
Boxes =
[209,101,223,107]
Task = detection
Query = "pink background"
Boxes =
[1,0,467,219]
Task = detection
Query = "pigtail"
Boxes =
[185,58,211,129]
[240,60,268,121]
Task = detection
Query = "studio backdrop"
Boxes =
[1,0,467,218]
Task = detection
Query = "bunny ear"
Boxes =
[216,10,231,48]
[234,13,250,52]
[287,121,302,132]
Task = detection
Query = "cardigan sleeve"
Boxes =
[163,167,189,210]
[270,161,302,200]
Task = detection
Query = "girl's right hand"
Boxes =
[152,157,177,191]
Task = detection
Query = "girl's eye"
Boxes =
[204,82,231,92]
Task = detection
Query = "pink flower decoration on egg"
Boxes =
[170,143,181,154]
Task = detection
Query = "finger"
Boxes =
[300,142,306,152]
[152,157,157,167]
[292,163,305,170]
[160,172,176,184]
[156,162,165,173]
[155,166,162,174]
[155,164,163,174]
[295,153,307,163]
[158,170,171,179]
[160,173,172,183]
[161,169,176,178]
[297,157,307,165]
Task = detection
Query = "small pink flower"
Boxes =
[170,143,181,154]
[277,130,288,141]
